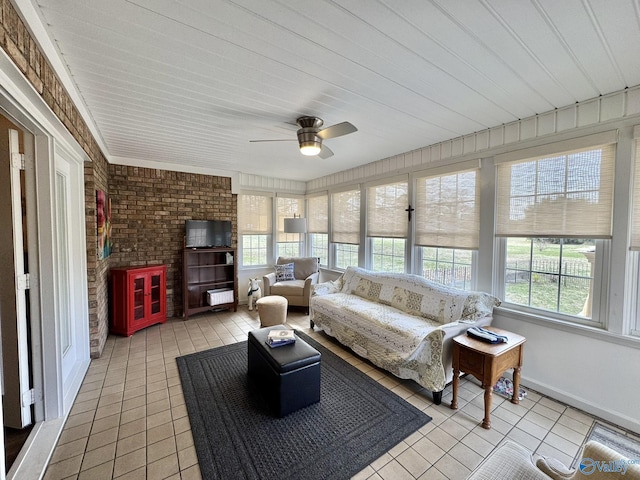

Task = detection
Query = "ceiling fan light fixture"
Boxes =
[300,141,322,156]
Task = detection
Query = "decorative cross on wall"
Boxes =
[405,205,415,222]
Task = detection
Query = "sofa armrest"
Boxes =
[262,272,275,296]
[311,277,343,297]
[468,441,550,480]
[535,456,574,479]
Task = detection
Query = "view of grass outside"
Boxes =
[242,234,268,266]
[277,242,301,258]
[335,243,359,269]
[371,238,405,272]
[505,237,593,317]
[421,247,473,289]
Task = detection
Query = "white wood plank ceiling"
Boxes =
[28,0,640,181]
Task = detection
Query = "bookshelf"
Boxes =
[183,247,237,319]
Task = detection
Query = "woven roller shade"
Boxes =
[276,196,303,242]
[307,194,328,233]
[331,189,360,244]
[415,168,479,249]
[496,143,615,238]
[239,194,271,234]
[367,181,408,238]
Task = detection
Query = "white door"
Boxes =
[55,160,76,380]
[0,128,32,429]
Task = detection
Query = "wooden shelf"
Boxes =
[183,247,237,319]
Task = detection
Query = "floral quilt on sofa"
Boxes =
[310,267,500,394]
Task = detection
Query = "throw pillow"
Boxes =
[274,263,295,282]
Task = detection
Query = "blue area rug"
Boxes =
[586,423,640,461]
[177,331,432,480]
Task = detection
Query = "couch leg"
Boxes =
[309,319,315,329]
[432,390,443,405]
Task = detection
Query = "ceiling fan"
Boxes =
[250,116,357,159]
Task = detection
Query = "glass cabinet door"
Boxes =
[150,273,162,315]
[133,277,145,320]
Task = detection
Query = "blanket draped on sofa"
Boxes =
[310,267,500,394]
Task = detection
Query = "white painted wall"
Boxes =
[493,311,640,433]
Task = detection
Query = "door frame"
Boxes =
[0,48,91,480]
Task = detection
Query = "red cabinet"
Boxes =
[111,265,167,336]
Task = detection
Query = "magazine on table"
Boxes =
[266,329,296,348]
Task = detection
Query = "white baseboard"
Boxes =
[520,374,640,435]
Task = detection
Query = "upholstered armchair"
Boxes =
[468,440,640,480]
[262,257,320,312]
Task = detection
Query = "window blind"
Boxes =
[415,168,479,249]
[238,194,271,234]
[307,194,328,233]
[630,127,640,250]
[331,189,360,244]
[276,196,303,242]
[367,181,408,238]
[495,143,615,238]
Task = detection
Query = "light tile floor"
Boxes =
[42,307,634,479]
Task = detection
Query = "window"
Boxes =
[419,247,473,289]
[414,164,480,288]
[495,132,616,323]
[367,180,408,272]
[308,194,329,265]
[335,243,359,269]
[371,238,405,272]
[504,238,595,316]
[239,194,271,266]
[276,196,303,258]
[331,188,360,269]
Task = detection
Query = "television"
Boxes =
[185,220,232,248]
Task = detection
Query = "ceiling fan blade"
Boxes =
[318,144,334,159]
[317,121,357,140]
[249,139,297,143]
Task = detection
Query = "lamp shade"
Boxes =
[284,217,307,233]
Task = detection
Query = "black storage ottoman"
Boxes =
[247,326,321,417]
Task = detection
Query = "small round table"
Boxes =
[256,295,288,327]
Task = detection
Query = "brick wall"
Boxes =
[108,165,236,317]
[85,159,110,357]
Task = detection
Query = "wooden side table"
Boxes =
[450,327,525,429]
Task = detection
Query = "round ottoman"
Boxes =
[256,295,288,327]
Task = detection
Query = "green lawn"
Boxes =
[505,238,593,315]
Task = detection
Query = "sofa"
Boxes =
[309,267,500,404]
[468,440,640,479]
[262,257,320,312]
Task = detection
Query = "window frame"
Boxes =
[238,192,273,268]
[366,177,409,273]
[495,237,609,328]
[330,187,361,271]
[307,193,329,266]
[415,246,477,290]
[275,195,304,259]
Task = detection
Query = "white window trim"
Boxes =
[238,191,274,268]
